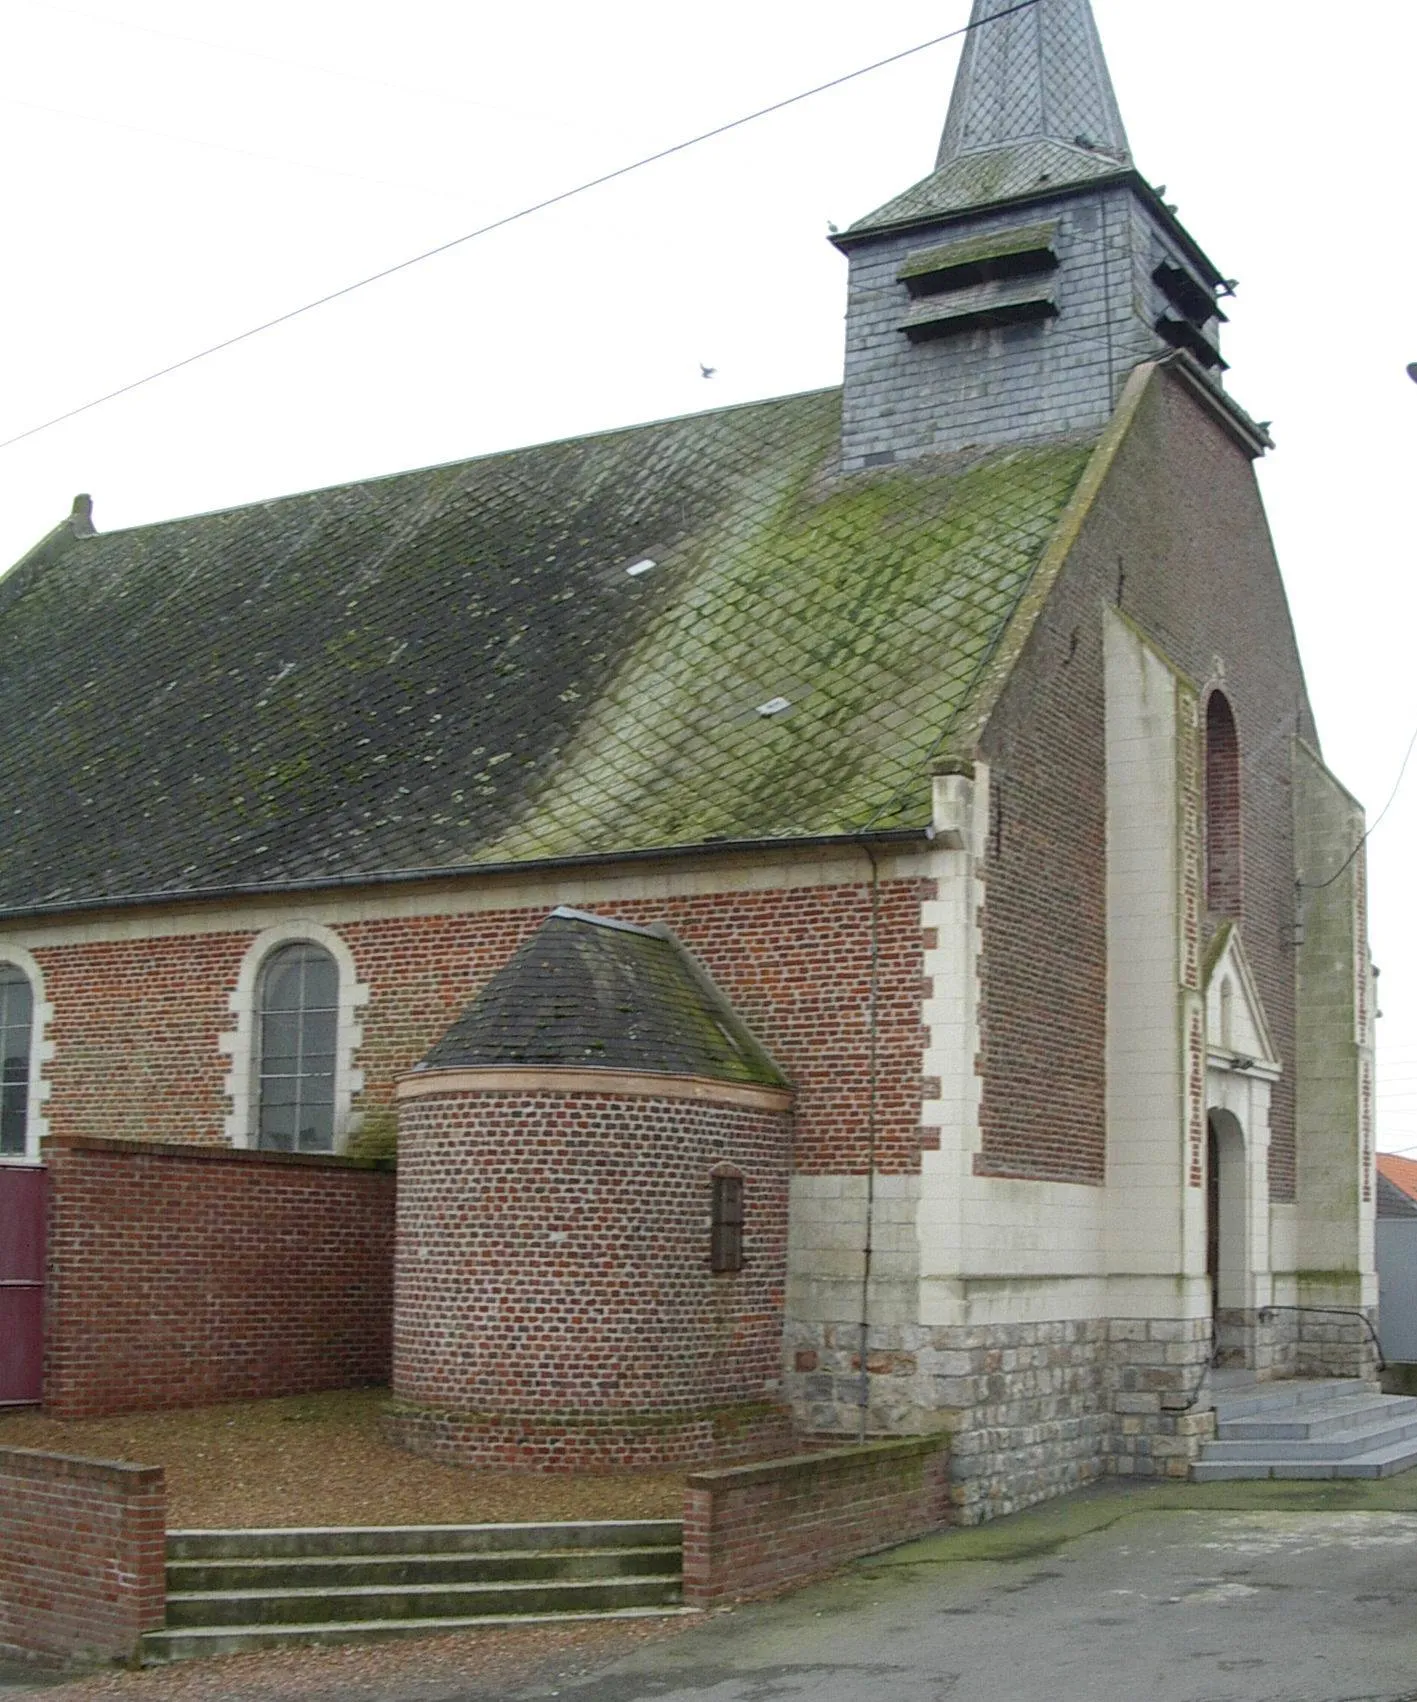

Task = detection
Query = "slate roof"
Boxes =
[851,0,1131,237]
[850,140,1128,236]
[419,908,788,1089]
[0,389,1097,912]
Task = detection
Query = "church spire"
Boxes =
[938,0,1129,170]
[834,0,1256,470]
[851,0,1134,235]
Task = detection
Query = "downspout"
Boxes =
[856,839,883,1442]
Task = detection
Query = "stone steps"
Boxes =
[1192,1380,1417,1482]
[142,1522,688,1662]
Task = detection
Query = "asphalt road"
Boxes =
[512,1505,1417,1702]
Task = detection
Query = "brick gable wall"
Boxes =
[977,368,1311,1195]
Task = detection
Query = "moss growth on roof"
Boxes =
[0,390,1096,909]
[897,221,1058,281]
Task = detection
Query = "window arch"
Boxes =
[0,950,51,1163]
[221,923,368,1152]
[255,944,339,1152]
[1205,690,1241,917]
[0,965,34,1158]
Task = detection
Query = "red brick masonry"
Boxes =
[0,1447,166,1663]
[44,1137,394,1419]
[681,1433,952,1608]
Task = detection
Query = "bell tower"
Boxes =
[835,0,1255,469]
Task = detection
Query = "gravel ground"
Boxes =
[31,1617,705,1702]
[0,1390,685,1527]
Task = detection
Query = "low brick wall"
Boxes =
[0,1447,166,1663]
[45,1137,395,1418]
[682,1433,951,1607]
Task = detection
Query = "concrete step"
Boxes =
[1217,1395,1417,1442]
[142,1605,700,1664]
[166,1521,680,1560]
[1192,1435,1417,1482]
[1209,1379,1379,1423]
[1203,1412,1417,1463]
[168,1544,680,1595]
[164,1574,682,1629]
[1194,1379,1417,1482]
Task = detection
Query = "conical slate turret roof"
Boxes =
[852,0,1132,235]
[418,908,789,1089]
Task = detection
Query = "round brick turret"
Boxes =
[388,909,795,1471]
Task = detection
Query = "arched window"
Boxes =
[1205,690,1241,917]
[255,943,339,1152]
[0,965,33,1158]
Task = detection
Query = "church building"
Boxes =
[0,0,1376,1520]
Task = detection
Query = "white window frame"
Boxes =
[220,923,368,1153]
[0,947,53,1165]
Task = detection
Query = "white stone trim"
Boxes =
[219,922,369,1152]
[0,945,52,1164]
[1205,1079,1274,1312]
[1,844,939,950]
[1204,925,1280,1077]
[1102,610,1191,1276]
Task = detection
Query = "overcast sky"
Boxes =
[4,0,1416,1148]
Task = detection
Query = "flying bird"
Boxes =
[700,363,717,380]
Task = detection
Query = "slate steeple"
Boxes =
[834,0,1262,469]
[938,0,1129,174]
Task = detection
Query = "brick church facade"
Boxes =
[0,0,1376,1521]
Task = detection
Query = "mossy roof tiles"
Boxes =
[850,140,1126,236]
[421,907,788,1087]
[0,389,1097,910]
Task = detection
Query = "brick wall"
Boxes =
[977,367,1313,1193]
[390,1089,793,1469]
[28,874,930,1179]
[0,1447,165,1663]
[681,1434,950,1607]
[44,1137,394,1419]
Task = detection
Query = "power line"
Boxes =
[0,1,1041,455]
[1299,718,1417,892]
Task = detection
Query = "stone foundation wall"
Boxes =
[1215,1307,1298,1380]
[1110,1317,1216,1478]
[1295,1307,1381,1381]
[785,1312,1219,1520]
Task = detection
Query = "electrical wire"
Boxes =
[0,0,1041,455]
[1299,718,1417,891]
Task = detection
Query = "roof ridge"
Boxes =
[27,387,844,552]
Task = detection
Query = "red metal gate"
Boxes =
[0,1164,45,1405]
